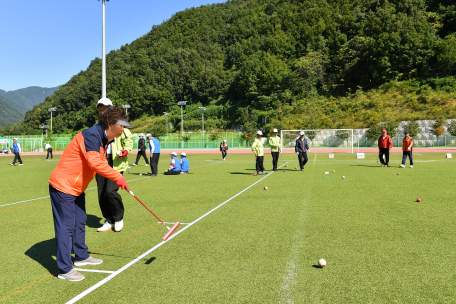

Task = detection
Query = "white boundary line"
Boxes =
[65,162,286,304]
[0,163,220,208]
[72,268,116,274]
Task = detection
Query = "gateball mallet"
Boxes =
[128,190,180,241]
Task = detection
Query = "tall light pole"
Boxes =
[163,112,169,135]
[39,125,49,151]
[122,104,130,116]
[198,107,206,135]
[99,0,110,98]
[177,101,187,149]
[48,108,56,138]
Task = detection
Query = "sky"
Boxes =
[0,0,225,92]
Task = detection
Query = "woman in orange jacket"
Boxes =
[48,107,132,281]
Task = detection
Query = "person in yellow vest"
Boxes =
[269,129,281,171]
[252,130,266,176]
[399,130,413,168]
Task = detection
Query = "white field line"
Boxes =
[279,163,313,304]
[0,162,220,208]
[72,268,116,274]
[65,162,287,304]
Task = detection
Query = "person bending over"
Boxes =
[48,106,131,282]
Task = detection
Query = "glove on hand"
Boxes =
[117,150,128,158]
[115,176,130,191]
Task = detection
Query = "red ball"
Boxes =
[397,173,400,175]
[283,170,286,172]
[417,198,421,202]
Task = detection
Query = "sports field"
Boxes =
[1,152,455,303]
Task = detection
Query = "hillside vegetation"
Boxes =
[0,95,23,127]
[2,0,455,136]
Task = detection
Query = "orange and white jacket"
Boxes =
[49,124,122,196]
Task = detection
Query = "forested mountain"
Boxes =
[0,95,23,127]
[2,0,455,136]
[0,86,60,114]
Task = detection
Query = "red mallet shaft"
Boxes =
[129,191,180,240]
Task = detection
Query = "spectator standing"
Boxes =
[133,133,149,166]
[220,140,228,160]
[10,138,23,166]
[147,133,161,176]
[45,142,53,159]
[378,129,393,167]
[269,129,281,171]
[252,131,266,175]
[295,131,310,171]
[400,130,414,168]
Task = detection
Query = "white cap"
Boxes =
[273,129,278,133]
[139,133,144,137]
[146,133,152,137]
[97,97,113,107]
[257,130,263,135]
[170,152,177,156]
[13,138,17,140]
[180,152,186,156]
[223,139,227,142]
[300,131,305,135]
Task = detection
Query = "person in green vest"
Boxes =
[252,130,266,176]
[269,128,281,171]
[95,98,133,233]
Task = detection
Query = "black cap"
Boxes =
[115,118,133,129]
[404,130,409,134]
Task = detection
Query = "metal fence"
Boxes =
[2,133,455,153]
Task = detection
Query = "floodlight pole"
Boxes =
[48,108,56,138]
[122,104,131,116]
[163,112,169,135]
[178,101,187,149]
[100,0,110,98]
[198,107,206,135]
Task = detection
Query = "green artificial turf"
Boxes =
[1,152,456,303]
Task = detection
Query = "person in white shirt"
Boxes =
[44,142,53,159]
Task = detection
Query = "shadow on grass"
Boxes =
[145,257,156,264]
[349,165,382,167]
[25,238,58,274]
[312,265,324,269]
[86,214,104,229]
[229,172,253,175]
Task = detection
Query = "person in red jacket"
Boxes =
[48,107,132,282]
[378,129,393,167]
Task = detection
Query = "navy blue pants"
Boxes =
[402,151,413,166]
[50,185,89,273]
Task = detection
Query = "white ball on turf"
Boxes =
[264,186,268,190]
[342,176,345,179]
[139,173,142,176]
[318,258,326,267]
[117,150,122,157]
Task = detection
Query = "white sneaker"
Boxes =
[58,269,85,281]
[410,165,413,168]
[74,256,103,266]
[10,163,14,166]
[19,164,23,166]
[145,164,148,166]
[132,164,137,166]
[114,220,123,232]
[399,164,405,168]
[223,158,225,160]
[97,220,113,232]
